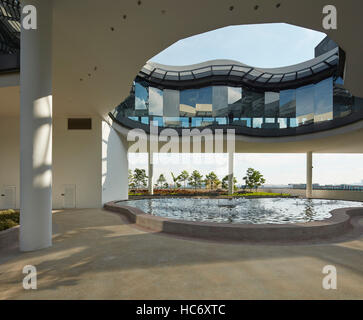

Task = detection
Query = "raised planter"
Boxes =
[104,201,363,242]
[0,226,19,248]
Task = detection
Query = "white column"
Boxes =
[228,152,234,195]
[20,1,53,251]
[102,121,129,204]
[306,151,313,199]
[148,152,154,195]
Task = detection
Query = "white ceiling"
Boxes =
[1,0,360,117]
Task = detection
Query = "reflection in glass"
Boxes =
[163,89,180,117]
[253,118,263,128]
[279,89,296,118]
[149,87,163,116]
[314,77,333,123]
[228,87,243,118]
[262,118,280,129]
[278,118,288,129]
[241,118,252,127]
[200,117,215,127]
[151,116,163,127]
[296,84,315,126]
[280,89,296,127]
[212,86,228,117]
[164,117,181,127]
[265,92,280,118]
[191,117,202,127]
[135,82,148,111]
[180,89,198,117]
[333,85,353,119]
[241,90,264,117]
[290,118,298,128]
[114,75,361,132]
[216,118,227,125]
[141,117,149,125]
[196,87,213,117]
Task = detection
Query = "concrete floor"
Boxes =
[0,208,363,300]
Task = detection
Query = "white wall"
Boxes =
[52,116,102,209]
[0,116,20,209]
[0,115,128,210]
[102,121,128,204]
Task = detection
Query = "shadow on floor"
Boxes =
[1,209,363,296]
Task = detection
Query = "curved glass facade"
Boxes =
[112,76,362,133]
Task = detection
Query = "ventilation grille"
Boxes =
[68,118,92,130]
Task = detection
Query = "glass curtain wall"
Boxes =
[314,77,333,123]
[113,76,360,130]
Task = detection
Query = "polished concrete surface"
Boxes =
[0,209,363,300]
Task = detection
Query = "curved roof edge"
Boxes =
[138,47,341,91]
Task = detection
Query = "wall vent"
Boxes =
[68,118,92,130]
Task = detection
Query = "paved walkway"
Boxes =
[0,209,363,299]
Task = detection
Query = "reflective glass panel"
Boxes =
[333,85,353,119]
[216,118,227,125]
[241,118,252,127]
[191,117,202,127]
[253,118,263,128]
[180,89,198,117]
[314,77,333,123]
[228,87,243,117]
[241,90,264,117]
[212,86,228,117]
[278,118,287,129]
[149,87,163,116]
[196,87,213,117]
[265,92,280,118]
[163,89,180,117]
[296,84,315,126]
[135,82,148,110]
[279,89,296,125]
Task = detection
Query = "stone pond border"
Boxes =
[104,200,363,242]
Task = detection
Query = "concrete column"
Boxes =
[306,151,313,199]
[20,1,53,251]
[228,152,234,195]
[148,152,154,195]
[102,121,129,204]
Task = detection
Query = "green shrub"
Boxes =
[0,210,20,231]
[233,192,291,197]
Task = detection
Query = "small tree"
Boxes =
[156,174,166,189]
[128,169,136,189]
[243,168,266,192]
[133,168,148,189]
[188,170,203,190]
[205,171,220,190]
[179,170,189,189]
[171,172,181,189]
[222,175,237,190]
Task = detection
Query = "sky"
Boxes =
[150,23,327,68]
[129,153,363,186]
[129,23,363,186]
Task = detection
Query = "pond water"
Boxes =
[122,198,363,224]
